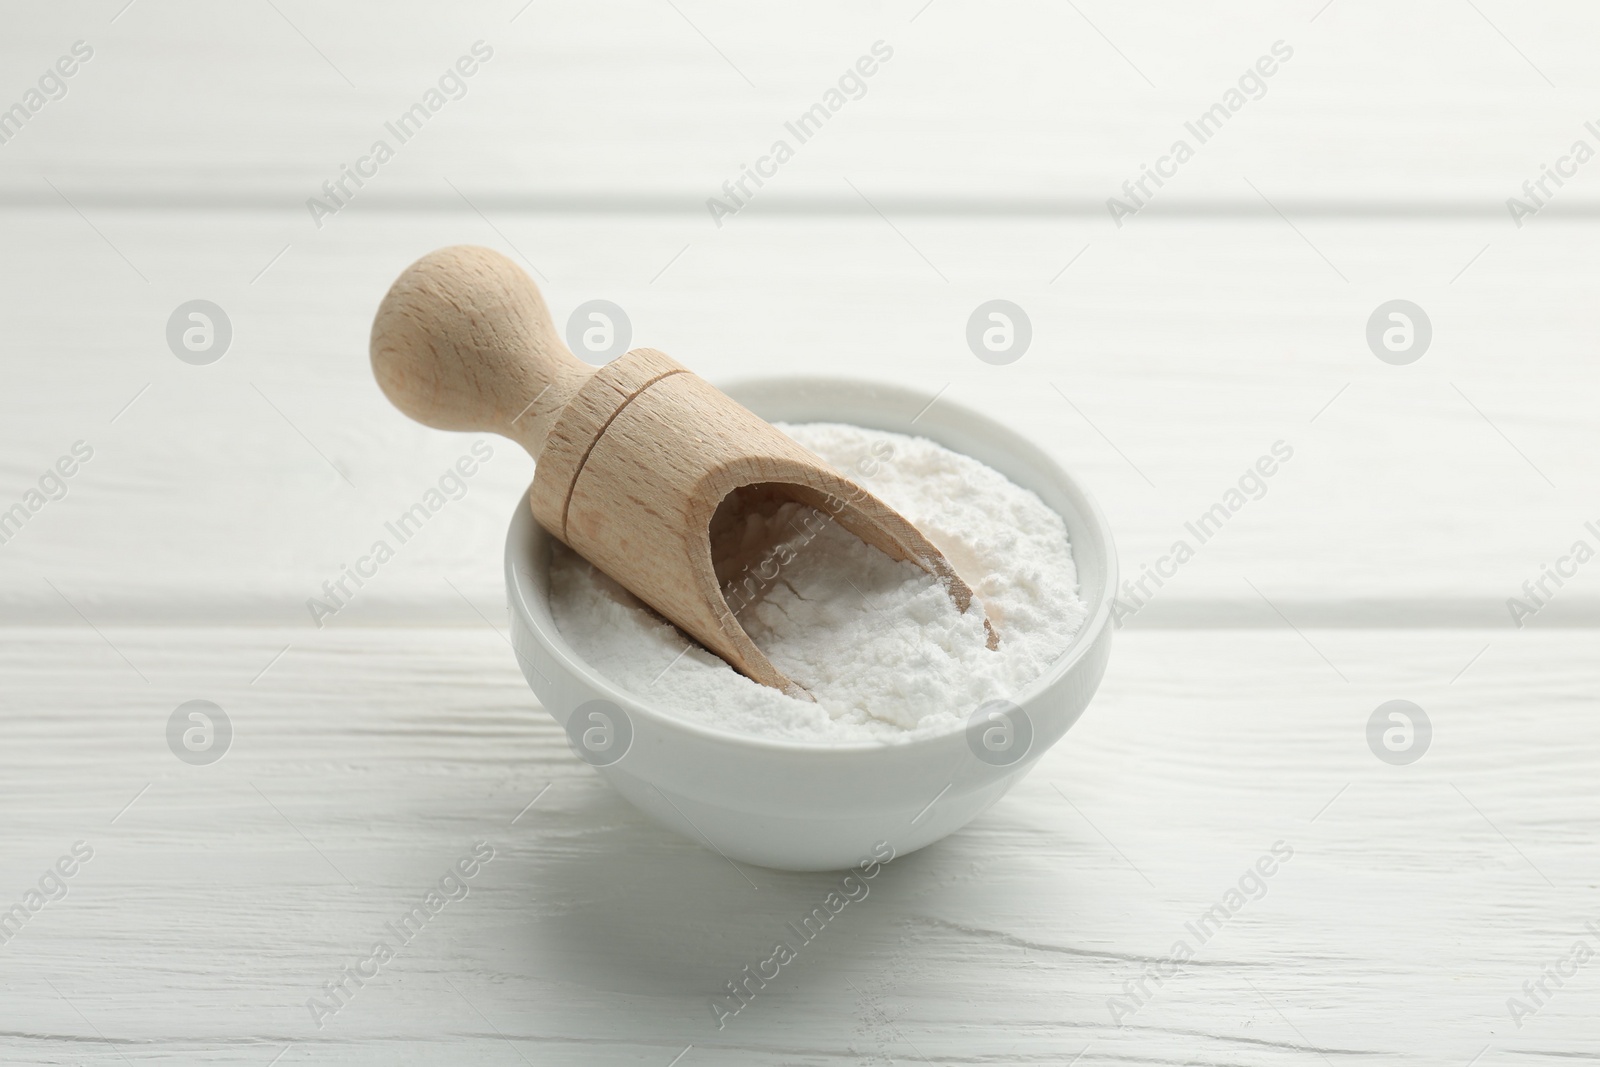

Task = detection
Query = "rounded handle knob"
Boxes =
[369,245,590,457]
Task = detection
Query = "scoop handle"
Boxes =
[369,245,591,458]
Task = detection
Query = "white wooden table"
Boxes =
[4,2,1597,1063]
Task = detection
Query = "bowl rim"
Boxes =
[505,374,1118,757]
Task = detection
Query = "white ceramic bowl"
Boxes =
[505,378,1117,871]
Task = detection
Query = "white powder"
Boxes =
[547,423,1086,743]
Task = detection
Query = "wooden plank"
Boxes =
[0,626,1592,1063]
[0,209,1596,625]
[1,1,1597,207]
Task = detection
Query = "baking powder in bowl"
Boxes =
[547,423,1086,743]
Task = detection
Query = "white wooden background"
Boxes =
[3,1,1598,1063]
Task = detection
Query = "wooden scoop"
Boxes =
[370,245,994,694]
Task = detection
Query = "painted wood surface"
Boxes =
[2,1,1598,207]
[3,627,1594,1065]
[2,207,1598,629]
[3,1,1599,1063]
